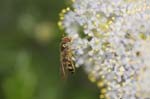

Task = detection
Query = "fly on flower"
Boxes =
[60,36,75,79]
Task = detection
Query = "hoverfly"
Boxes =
[60,36,75,79]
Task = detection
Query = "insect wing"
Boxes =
[60,52,68,80]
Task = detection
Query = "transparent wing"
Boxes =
[60,54,68,80]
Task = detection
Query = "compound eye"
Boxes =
[63,44,66,47]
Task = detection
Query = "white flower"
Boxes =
[59,0,150,99]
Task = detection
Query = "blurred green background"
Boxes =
[0,0,99,99]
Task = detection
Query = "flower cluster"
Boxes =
[59,0,150,99]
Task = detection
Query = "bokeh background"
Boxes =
[0,0,99,99]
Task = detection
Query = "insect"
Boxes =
[60,36,75,79]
